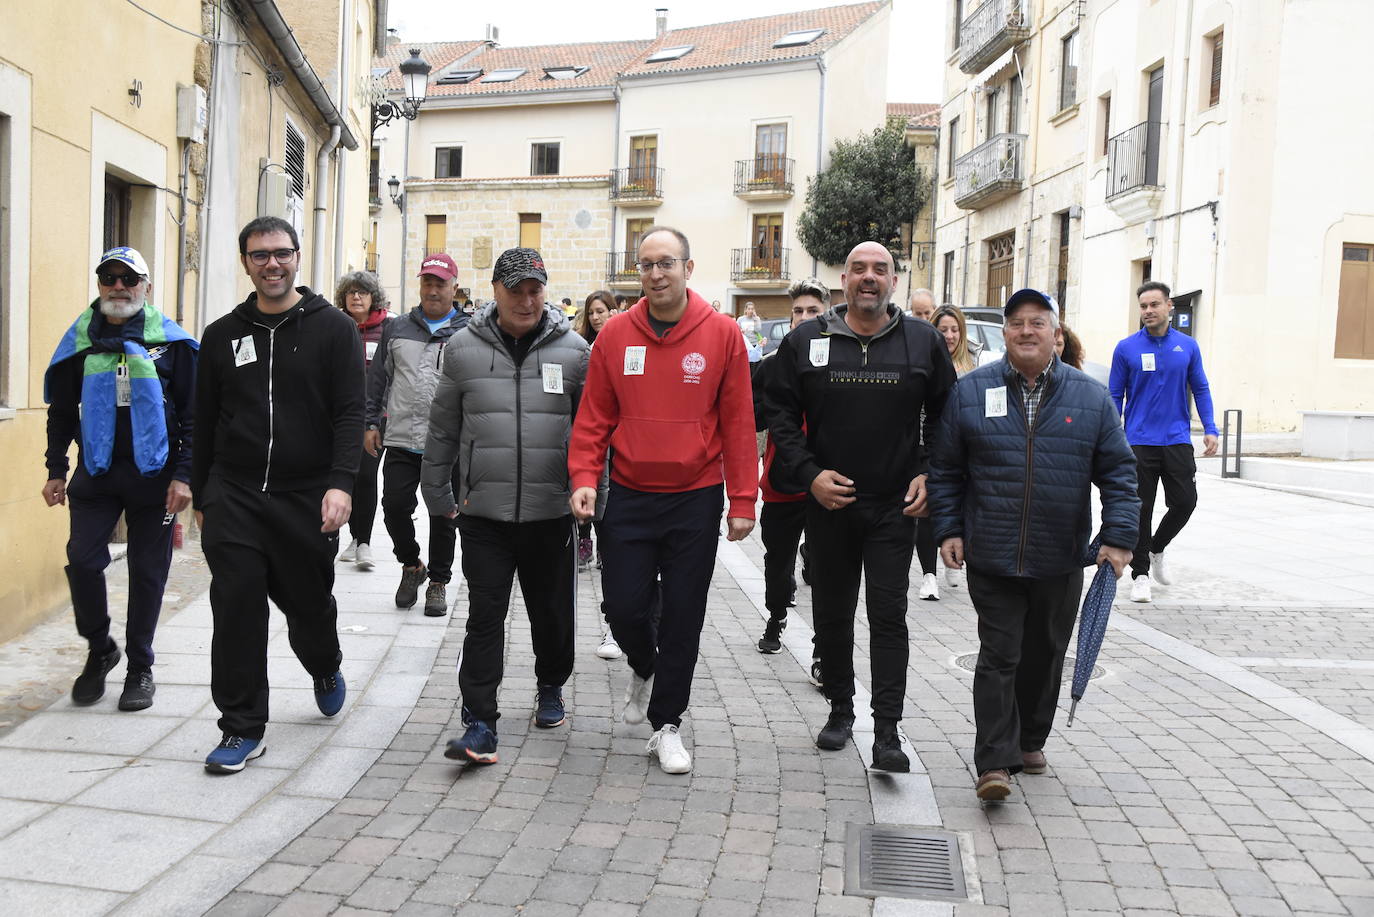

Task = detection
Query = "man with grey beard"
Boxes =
[42,246,198,712]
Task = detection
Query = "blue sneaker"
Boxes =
[205,734,265,774]
[444,710,498,765]
[314,670,346,717]
[534,685,565,728]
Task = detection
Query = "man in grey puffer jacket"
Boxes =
[421,248,589,766]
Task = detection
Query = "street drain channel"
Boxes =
[953,652,1105,681]
[844,824,967,901]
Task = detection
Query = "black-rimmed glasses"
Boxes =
[246,248,299,265]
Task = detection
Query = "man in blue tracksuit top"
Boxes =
[1109,281,1218,604]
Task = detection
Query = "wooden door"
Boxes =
[753,213,784,273]
[755,124,787,183]
[986,233,1015,308]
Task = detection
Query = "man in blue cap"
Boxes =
[929,288,1138,801]
[43,246,198,711]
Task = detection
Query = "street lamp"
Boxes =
[372,48,432,133]
[387,175,402,207]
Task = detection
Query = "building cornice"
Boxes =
[406,175,611,193]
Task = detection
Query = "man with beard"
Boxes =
[43,247,198,711]
[766,242,955,772]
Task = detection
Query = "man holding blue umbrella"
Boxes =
[928,289,1138,802]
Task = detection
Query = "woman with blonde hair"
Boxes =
[933,306,978,376]
[575,290,615,346]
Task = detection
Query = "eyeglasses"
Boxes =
[636,257,683,274]
[97,271,143,288]
[246,248,299,265]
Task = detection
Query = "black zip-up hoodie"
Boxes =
[191,287,364,507]
[764,303,955,500]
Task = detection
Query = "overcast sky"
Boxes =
[386,0,944,103]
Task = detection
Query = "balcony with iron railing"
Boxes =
[609,167,664,206]
[734,156,794,200]
[958,0,1031,74]
[605,251,644,289]
[953,133,1027,210]
[731,246,790,286]
[1105,120,1166,222]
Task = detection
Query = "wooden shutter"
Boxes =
[1336,244,1374,359]
[1209,33,1223,107]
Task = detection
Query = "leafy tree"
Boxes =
[797,118,926,268]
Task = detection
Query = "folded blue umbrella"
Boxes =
[1067,537,1118,727]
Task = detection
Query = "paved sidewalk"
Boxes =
[1,475,1373,915]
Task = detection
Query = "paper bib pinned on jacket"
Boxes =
[809,338,830,367]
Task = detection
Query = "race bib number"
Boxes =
[233,335,258,367]
[809,338,830,367]
[542,362,564,394]
[115,363,132,407]
[624,346,646,376]
[365,341,378,361]
[1141,352,1156,372]
[985,386,1008,418]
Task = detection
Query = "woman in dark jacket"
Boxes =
[335,270,392,570]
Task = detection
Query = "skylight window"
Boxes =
[773,28,825,48]
[645,45,694,63]
[435,69,483,85]
[543,66,590,80]
[482,68,527,83]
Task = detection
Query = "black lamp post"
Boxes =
[372,48,432,133]
[387,175,402,208]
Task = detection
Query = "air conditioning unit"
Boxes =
[258,170,289,219]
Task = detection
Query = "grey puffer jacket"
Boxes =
[365,306,465,451]
[420,303,590,522]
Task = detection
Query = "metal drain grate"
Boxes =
[844,824,967,900]
[953,652,1104,681]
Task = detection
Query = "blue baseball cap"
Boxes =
[96,246,150,277]
[1003,288,1059,317]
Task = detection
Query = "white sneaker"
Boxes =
[355,543,374,571]
[1149,552,1171,585]
[338,539,357,562]
[1130,575,1152,603]
[622,671,653,724]
[919,573,940,601]
[596,630,622,660]
[943,566,960,588]
[647,724,692,774]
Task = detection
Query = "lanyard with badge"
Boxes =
[115,356,132,407]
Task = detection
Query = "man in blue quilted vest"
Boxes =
[928,288,1138,803]
[43,246,198,712]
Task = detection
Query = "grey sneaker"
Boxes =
[424,581,448,617]
[395,564,427,608]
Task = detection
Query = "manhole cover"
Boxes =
[953,652,1104,681]
[844,823,966,900]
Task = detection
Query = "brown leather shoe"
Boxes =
[1022,750,1047,774]
[976,769,1011,801]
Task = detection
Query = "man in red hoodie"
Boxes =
[569,226,757,775]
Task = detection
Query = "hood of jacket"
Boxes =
[403,304,463,340]
[230,287,332,326]
[816,303,905,343]
[466,301,571,350]
[624,289,717,343]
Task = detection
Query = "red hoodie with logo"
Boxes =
[569,290,758,519]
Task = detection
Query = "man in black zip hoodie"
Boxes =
[192,217,364,774]
[766,241,955,772]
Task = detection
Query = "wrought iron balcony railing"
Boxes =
[734,156,794,195]
[1106,120,1164,200]
[953,132,1027,209]
[605,251,643,286]
[958,0,1031,74]
[731,246,790,284]
[609,167,664,203]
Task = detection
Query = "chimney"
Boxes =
[485,23,499,43]
[655,8,668,38]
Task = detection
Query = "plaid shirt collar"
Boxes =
[1004,357,1055,426]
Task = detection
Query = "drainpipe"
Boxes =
[333,0,354,283]
[611,84,621,257]
[1169,0,1196,289]
[813,57,827,278]
[1021,48,1039,288]
[399,117,412,308]
[312,124,342,291]
[960,212,970,304]
[175,140,190,324]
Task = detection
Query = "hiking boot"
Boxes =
[355,543,374,571]
[534,685,565,728]
[424,581,448,617]
[395,564,427,608]
[117,668,155,711]
[871,722,910,772]
[757,616,786,654]
[71,642,121,706]
[976,769,1011,801]
[445,711,498,765]
[577,536,594,570]
[647,724,692,774]
[1022,749,1048,774]
[313,670,346,716]
[205,734,265,774]
[815,707,855,751]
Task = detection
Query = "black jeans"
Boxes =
[65,461,175,671]
[1131,443,1197,577]
[348,446,381,544]
[600,482,722,729]
[201,476,342,740]
[967,568,1083,775]
[457,514,576,726]
[381,449,457,583]
[805,497,915,722]
[915,517,938,576]
[760,500,806,618]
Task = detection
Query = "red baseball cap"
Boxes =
[418,253,459,282]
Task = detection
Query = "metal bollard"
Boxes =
[1220,408,1242,478]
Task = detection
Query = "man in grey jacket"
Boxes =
[365,253,466,616]
[421,248,589,765]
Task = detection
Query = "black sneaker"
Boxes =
[117,668,155,711]
[757,616,786,654]
[72,642,121,706]
[809,657,824,689]
[424,581,448,617]
[872,722,910,773]
[815,707,854,751]
[534,685,565,728]
[395,564,427,608]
